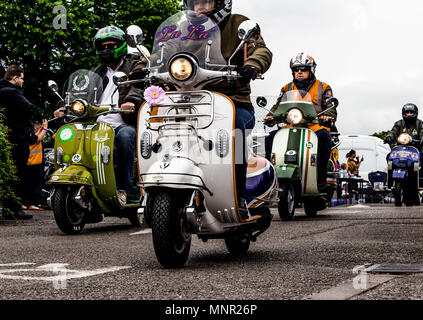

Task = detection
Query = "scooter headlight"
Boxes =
[170,57,194,81]
[397,133,412,145]
[70,99,88,117]
[286,108,304,125]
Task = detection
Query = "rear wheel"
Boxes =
[304,201,318,217]
[128,210,143,227]
[225,236,250,255]
[151,191,191,269]
[394,180,403,207]
[278,183,295,221]
[52,186,86,235]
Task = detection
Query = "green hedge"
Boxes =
[0,115,19,218]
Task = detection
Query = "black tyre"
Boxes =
[304,201,318,217]
[278,183,295,221]
[52,186,86,235]
[394,180,403,207]
[151,191,191,269]
[225,236,250,255]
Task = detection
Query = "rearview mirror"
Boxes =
[126,25,144,48]
[256,96,268,108]
[327,97,339,108]
[48,80,58,91]
[238,20,260,44]
[113,72,129,86]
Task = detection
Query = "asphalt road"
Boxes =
[0,203,422,301]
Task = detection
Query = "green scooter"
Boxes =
[46,69,142,234]
[259,91,338,220]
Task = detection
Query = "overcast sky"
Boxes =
[232,0,423,135]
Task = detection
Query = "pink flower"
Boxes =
[144,85,166,106]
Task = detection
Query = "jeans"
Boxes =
[315,129,332,186]
[234,106,256,199]
[114,125,137,192]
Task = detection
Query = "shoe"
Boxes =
[14,210,33,220]
[127,189,140,203]
[27,205,43,211]
[237,197,250,221]
[117,190,127,206]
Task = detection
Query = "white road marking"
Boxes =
[129,229,152,236]
[0,263,36,267]
[0,263,131,282]
[347,204,371,209]
[308,274,397,300]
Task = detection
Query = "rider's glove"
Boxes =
[239,65,259,84]
[384,136,394,144]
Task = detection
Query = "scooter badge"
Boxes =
[94,133,110,143]
[72,154,82,163]
[59,127,75,143]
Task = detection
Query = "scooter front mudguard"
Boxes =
[141,157,206,192]
[275,164,300,180]
[47,165,94,186]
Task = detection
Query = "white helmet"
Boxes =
[127,45,150,59]
[290,53,317,75]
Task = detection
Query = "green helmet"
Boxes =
[94,25,127,61]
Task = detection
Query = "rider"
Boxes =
[384,103,423,151]
[183,0,273,219]
[264,53,337,194]
[93,25,147,205]
[384,104,423,205]
[54,26,146,205]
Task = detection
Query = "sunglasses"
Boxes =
[292,67,310,73]
[98,43,117,50]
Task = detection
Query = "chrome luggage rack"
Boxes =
[146,91,215,130]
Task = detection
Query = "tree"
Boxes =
[0,0,182,116]
[371,130,390,141]
[0,117,19,218]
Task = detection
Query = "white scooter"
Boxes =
[122,11,278,268]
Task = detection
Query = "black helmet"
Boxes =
[183,0,232,25]
[94,26,127,63]
[402,103,418,123]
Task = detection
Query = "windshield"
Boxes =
[151,10,226,72]
[280,89,313,105]
[63,69,103,105]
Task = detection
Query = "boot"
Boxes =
[237,197,250,221]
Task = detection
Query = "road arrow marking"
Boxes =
[129,229,152,236]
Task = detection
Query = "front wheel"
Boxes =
[52,186,86,235]
[394,180,403,207]
[151,191,191,269]
[278,183,296,221]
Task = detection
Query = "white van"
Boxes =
[338,135,391,181]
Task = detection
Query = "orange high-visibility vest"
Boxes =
[27,142,43,166]
[282,81,331,132]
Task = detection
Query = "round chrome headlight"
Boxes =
[70,99,87,117]
[398,133,412,145]
[170,57,193,81]
[286,108,304,125]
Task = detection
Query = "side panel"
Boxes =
[246,156,277,208]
